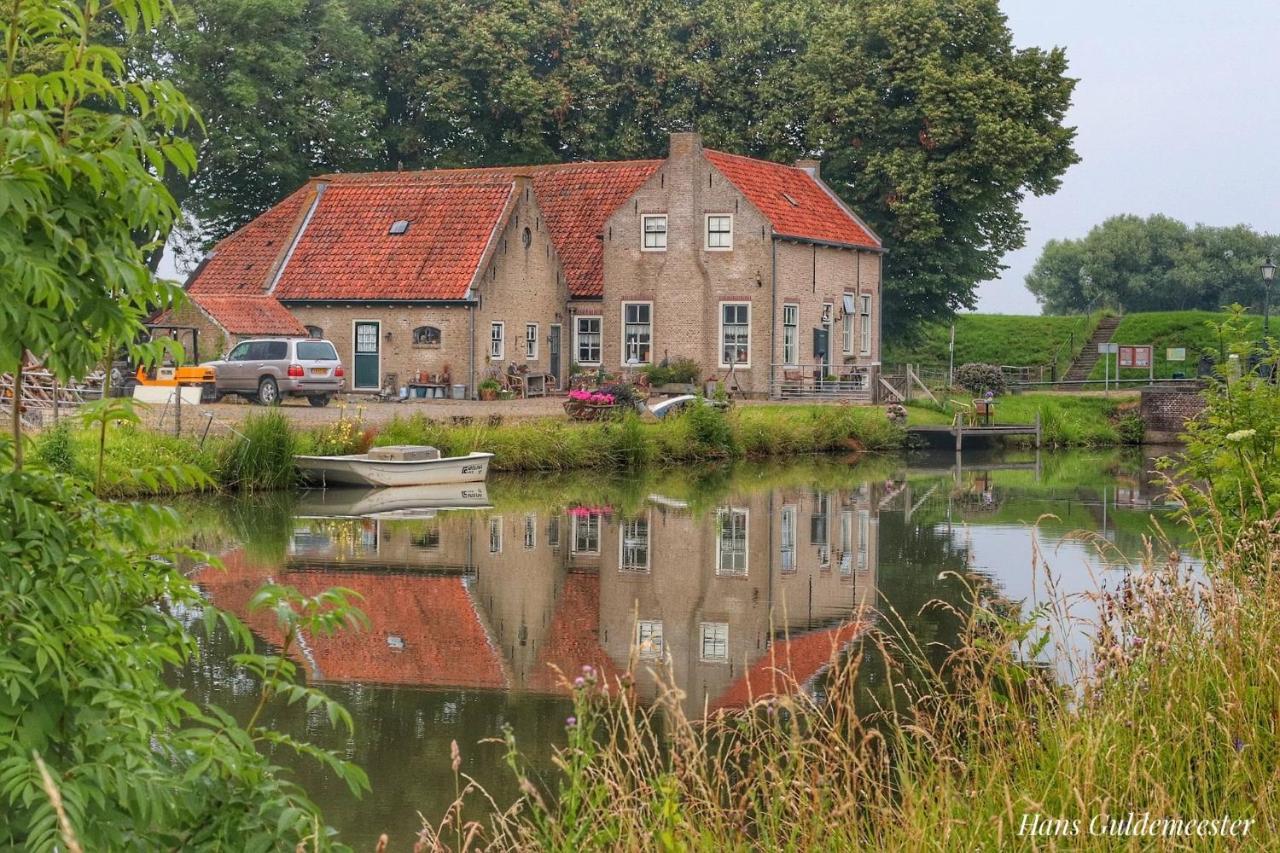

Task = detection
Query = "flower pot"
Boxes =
[479,388,498,401]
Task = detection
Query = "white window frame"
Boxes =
[700,622,729,663]
[719,301,751,369]
[860,294,872,356]
[705,213,733,251]
[635,619,665,660]
[572,513,600,554]
[780,505,797,573]
[524,513,537,550]
[641,214,668,251]
[716,507,749,577]
[858,509,870,572]
[843,295,855,355]
[575,316,602,366]
[524,323,538,360]
[782,304,799,367]
[840,510,854,575]
[621,301,653,366]
[619,515,651,573]
[488,516,502,554]
[489,322,505,361]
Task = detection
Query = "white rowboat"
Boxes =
[295,483,491,517]
[295,447,493,488]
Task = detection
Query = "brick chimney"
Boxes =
[794,158,821,178]
[668,131,703,159]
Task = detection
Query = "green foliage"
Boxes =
[908,393,1125,447]
[1116,413,1145,446]
[640,357,702,386]
[680,399,736,457]
[1027,213,1280,315]
[219,411,298,491]
[29,421,219,497]
[0,449,366,849]
[31,423,74,473]
[153,0,1077,334]
[953,363,1007,395]
[0,0,197,384]
[884,312,1099,369]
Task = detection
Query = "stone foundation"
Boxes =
[1139,384,1207,443]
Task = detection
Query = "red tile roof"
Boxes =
[189,293,308,336]
[185,185,315,294]
[528,572,624,693]
[272,180,514,301]
[708,622,864,713]
[196,550,508,690]
[704,150,880,249]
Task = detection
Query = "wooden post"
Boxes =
[174,384,182,437]
[52,377,59,424]
[954,421,963,452]
[1034,410,1042,448]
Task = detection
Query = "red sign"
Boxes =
[1118,346,1152,368]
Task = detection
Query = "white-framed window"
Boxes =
[642,214,667,251]
[619,516,650,572]
[860,294,872,356]
[575,316,601,365]
[782,304,799,366]
[705,214,733,250]
[547,516,561,549]
[488,516,502,554]
[780,505,797,573]
[719,302,751,368]
[858,510,870,572]
[622,302,652,365]
[700,622,729,662]
[635,619,664,659]
[843,294,855,354]
[489,322,504,360]
[524,513,537,550]
[840,510,854,575]
[573,513,600,554]
[716,507,749,576]
[525,323,538,360]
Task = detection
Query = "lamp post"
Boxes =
[1263,256,1277,337]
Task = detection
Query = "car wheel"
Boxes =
[257,376,280,406]
[308,394,331,408]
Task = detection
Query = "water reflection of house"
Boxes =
[196,487,880,715]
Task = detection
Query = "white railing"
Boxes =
[769,364,874,401]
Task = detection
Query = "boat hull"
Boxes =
[295,483,491,517]
[295,451,493,488]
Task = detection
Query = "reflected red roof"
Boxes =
[704,150,880,248]
[196,550,507,690]
[189,293,307,336]
[709,622,864,712]
[528,572,623,692]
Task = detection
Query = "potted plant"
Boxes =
[478,378,501,401]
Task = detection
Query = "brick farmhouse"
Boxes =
[175,132,884,398]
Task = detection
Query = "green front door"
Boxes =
[354,321,380,389]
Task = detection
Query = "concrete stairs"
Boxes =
[1063,315,1121,382]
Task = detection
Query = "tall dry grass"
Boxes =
[413,486,1278,851]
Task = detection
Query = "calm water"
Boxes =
[170,447,1186,847]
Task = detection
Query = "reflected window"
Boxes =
[780,505,797,573]
[858,510,870,572]
[810,492,829,546]
[636,620,664,660]
[840,510,853,575]
[700,622,729,662]
[573,513,600,554]
[524,514,537,550]
[547,516,561,549]
[620,517,650,572]
[489,516,502,554]
[716,508,749,577]
[411,521,441,551]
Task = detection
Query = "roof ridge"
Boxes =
[315,158,664,182]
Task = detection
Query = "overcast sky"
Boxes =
[976,0,1280,314]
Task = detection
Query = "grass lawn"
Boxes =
[884,313,1101,371]
[906,391,1140,446]
[1086,310,1262,381]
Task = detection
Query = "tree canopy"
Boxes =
[149,0,1078,333]
[1026,214,1280,315]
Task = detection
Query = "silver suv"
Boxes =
[205,338,344,406]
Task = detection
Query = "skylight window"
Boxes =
[780,192,799,207]
[389,219,410,235]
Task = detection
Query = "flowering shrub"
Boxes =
[569,389,616,405]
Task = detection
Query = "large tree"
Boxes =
[1026,214,1280,314]
[157,0,1078,333]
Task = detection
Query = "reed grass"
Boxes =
[416,481,1277,851]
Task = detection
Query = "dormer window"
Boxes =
[389,219,410,235]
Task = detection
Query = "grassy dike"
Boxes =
[906,391,1145,446]
[29,402,905,497]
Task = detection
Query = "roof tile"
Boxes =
[189,293,308,336]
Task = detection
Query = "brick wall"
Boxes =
[1139,385,1207,442]
[153,301,232,362]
